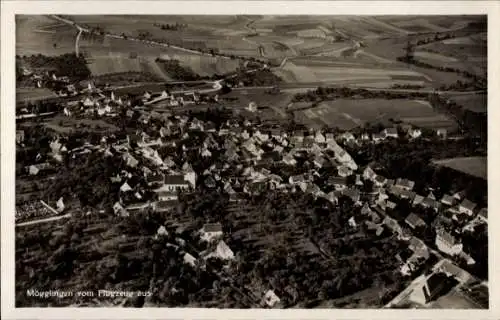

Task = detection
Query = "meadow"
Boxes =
[433,157,487,180]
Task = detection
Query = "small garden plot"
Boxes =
[44,116,119,134]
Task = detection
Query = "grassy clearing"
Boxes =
[17,88,59,102]
[433,157,487,180]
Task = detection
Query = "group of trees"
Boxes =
[93,71,164,85]
[155,58,204,81]
[293,86,429,103]
[429,93,487,140]
[225,69,283,87]
[18,53,91,80]
[153,22,187,31]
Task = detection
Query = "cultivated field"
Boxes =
[444,93,487,113]
[433,157,487,180]
[417,38,487,76]
[275,58,429,88]
[292,99,456,131]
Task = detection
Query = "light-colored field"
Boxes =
[433,157,487,180]
[294,99,456,130]
[16,15,77,56]
[442,37,477,45]
[414,51,458,63]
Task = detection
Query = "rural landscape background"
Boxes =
[15,14,487,308]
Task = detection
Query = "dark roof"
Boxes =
[204,121,216,130]
[262,151,281,161]
[128,134,141,144]
[328,176,347,185]
[156,200,177,209]
[203,223,222,233]
[165,175,187,185]
[424,272,449,301]
[374,175,387,184]
[147,174,164,183]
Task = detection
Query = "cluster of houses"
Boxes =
[16,75,484,307]
[20,68,75,95]
[62,85,210,119]
[88,110,483,299]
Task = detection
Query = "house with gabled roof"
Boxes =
[113,202,128,217]
[420,197,440,212]
[263,290,280,308]
[183,252,197,267]
[458,199,477,216]
[372,133,385,143]
[206,240,234,261]
[413,194,424,207]
[156,190,178,202]
[328,176,347,191]
[405,213,427,230]
[154,200,177,212]
[325,133,335,143]
[373,175,387,187]
[395,178,415,191]
[363,166,377,181]
[343,188,360,203]
[408,128,422,139]
[315,131,326,144]
[382,128,398,139]
[200,223,223,242]
[337,165,352,177]
[146,173,165,187]
[452,190,466,201]
[440,194,456,207]
[164,175,190,191]
[477,208,487,223]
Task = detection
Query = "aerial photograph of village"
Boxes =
[15,14,487,308]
